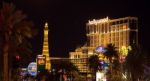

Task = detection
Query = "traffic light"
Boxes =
[12,55,21,68]
[16,55,20,60]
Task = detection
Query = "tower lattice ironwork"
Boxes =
[42,22,51,71]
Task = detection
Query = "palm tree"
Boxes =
[103,43,118,63]
[88,55,100,81]
[52,60,79,81]
[103,43,118,80]
[56,61,78,72]
[124,44,148,81]
[0,2,36,81]
[111,59,124,81]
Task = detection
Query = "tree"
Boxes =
[0,2,36,81]
[52,60,79,81]
[88,55,101,81]
[89,55,100,71]
[103,43,118,63]
[103,43,118,80]
[110,59,124,81]
[124,44,149,81]
[53,60,78,72]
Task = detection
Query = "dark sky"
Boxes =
[2,0,150,59]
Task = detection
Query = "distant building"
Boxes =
[70,47,90,73]
[69,17,138,73]
[50,57,70,69]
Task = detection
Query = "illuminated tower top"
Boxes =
[44,22,48,30]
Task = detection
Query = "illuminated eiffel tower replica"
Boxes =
[42,22,51,71]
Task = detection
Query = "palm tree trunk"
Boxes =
[131,73,136,81]
[109,58,113,80]
[109,58,113,73]
[3,43,9,81]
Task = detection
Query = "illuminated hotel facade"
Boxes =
[86,16,138,51]
[70,47,90,73]
[69,17,138,73]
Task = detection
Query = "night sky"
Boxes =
[1,0,150,59]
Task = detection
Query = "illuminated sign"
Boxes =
[37,55,46,65]
[88,17,109,25]
[37,55,46,72]
[95,46,106,53]
[27,62,37,76]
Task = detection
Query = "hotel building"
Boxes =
[69,17,138,73]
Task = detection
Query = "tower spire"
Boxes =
[44,22,48,29]
[42,22,51,71]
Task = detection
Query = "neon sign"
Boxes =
[88,17,109,25]
[95,46,106,53]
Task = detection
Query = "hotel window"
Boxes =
[120,25,123,30]
[113,37,115,41]
[113,25,117,32]
[120,20,123,24]
[111,22,115,25]
[102,24,104,33]
[116,36,119,42]
[94,25,96,33]
[117,21,120,24]
[78,55,80,58]
[105,24,107,33]
[116,25,119,31]
[123,24,127,29]
[124,19,128,23]
[129,21,137,29]
[120,32,123,38]
[113,33,115,37]
[108,26,111,32]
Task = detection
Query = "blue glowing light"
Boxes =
[27,62,37,76]
[95,46,106,53]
